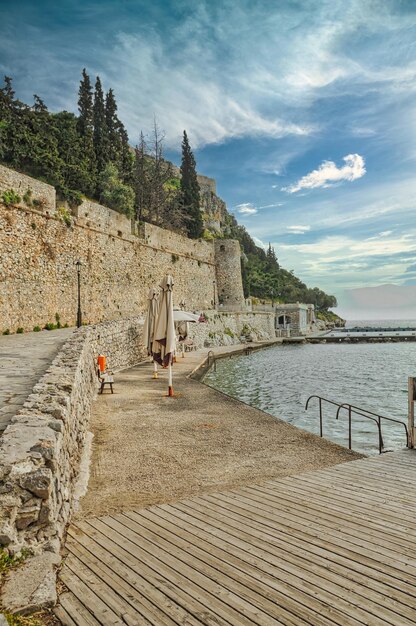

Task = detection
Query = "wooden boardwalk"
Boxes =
[55,450,416,625]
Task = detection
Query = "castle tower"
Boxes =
[214,239,245,310]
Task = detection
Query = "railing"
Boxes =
[305,395,409,454]
[207,350,216,372]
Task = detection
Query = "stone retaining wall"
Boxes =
[188,311,276,348]
[0,316,146,554]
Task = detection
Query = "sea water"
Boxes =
[204,321,416,455]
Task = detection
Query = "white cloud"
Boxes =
[236,203,258,215]
[283,154,366,194]
[287,225,311,234]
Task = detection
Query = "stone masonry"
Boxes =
[0,316,147,555]
[0,165,245,333]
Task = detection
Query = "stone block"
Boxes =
[20,468,52,499]
[1,552,60,615]
[15,502,41,529]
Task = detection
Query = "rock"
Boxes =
[19,468,52,499]
[15,502,41,529]
[1,551,60,615]
[0,614,9,625]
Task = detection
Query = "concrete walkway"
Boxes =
[76,342,362,519]
[0,328,73,433]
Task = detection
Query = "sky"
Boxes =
[1,0,416,318]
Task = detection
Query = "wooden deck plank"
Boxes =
[165,497,416,611]
[65,528,203,626]
[56,450,416,625]
[162,499,416,623]
[87,517,267,626]
[248,480,416,541]
[241,484,416,550]
[134,506,415,626]
[98,514,285,626]
[207,490,416,576]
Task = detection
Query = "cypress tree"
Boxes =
[180,130,203,239]
[77,69,95,193]
[93,76,108,178]
[77,69,93,136]
[105,88,120,164]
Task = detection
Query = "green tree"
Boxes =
[93,76,108,180]
[77,69,95,187]
[53,111,94,197]
[180,130,203,238]
[99,162,134,217]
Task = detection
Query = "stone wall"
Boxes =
[0,165,247,333]
[0,165,56,213]
[188,310,275,348]
[0,316,146,554]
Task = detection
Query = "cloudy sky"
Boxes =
[2,0,416,318]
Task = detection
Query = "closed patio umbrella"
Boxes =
[153,275,176,396]
[143,286,160,378]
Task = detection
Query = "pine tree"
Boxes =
[93,76,108,180]
[180,130,203,238]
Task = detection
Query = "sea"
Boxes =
[204,320,416,455]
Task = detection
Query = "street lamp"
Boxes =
[213,280,216,309]
[75,260,82,328]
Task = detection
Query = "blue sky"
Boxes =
[2,0,416,318]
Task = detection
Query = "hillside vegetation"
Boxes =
[0,71,340,317]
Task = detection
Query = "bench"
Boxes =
[97,368,114,394]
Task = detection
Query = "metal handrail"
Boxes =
[305,395,408,454]
[207,350,216,371]
[336,402,409,450]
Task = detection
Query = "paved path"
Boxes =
[0,328,73,433]
[56,450,416,625]
[76,343,360,519]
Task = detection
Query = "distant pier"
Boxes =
[305,328,416,344]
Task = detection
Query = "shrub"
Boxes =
[44,322,56,331]
[16,327,24,334]
[23,189,33,206]
[224,327,235,338]
[31,222,36,229]
[2,189,21,207]
[33,326,41,332]
[202,228,214,241]
[55,313,61,328]
[2,329,10,335]
[171,254,179,264]
[60,188,83,207]
[56,206,72,227]
[32,196,48,210]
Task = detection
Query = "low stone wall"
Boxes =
[0,316,146,555]
[188,311,275,347]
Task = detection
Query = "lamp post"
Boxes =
[213,280,216,309]
[75,260,82,328]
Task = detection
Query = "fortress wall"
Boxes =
[0,166,236,333]
[0,164,56,211]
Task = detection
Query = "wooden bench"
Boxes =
[97,368,114,394]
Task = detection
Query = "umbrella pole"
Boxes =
[181,343,185,358]
[168,364,174,396]
[153,360,158,379]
